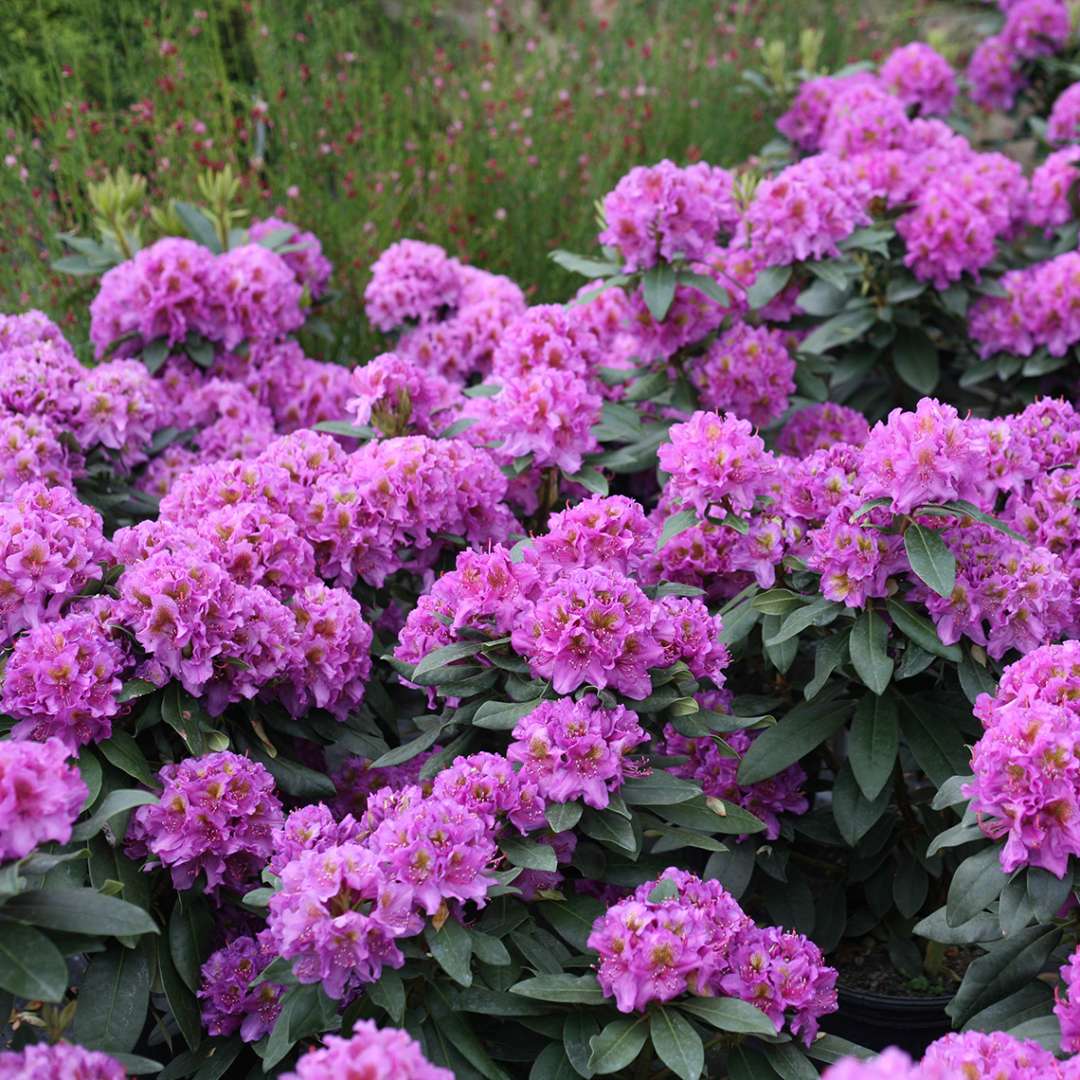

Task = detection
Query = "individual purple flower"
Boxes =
[267,843,421,999]
[89,237,216,358]
[859,398,985,514]
[365,793,498,916]
[281,1020,454,1080]
[599,160,740,272]
[664,724,808,840]
[0,736,87,862]
[720,925,838,1045]
[1003,0,1071,59]
[346,351,458,436]
[127,751,283,892]
[510,566,665,699]
[364,239,463,331]
[658,411,777,522]
[880,42,957,116]
[0,413,78,496]
[198,931,284,1042]
[0,482,110,646]
[207,243,305,350]
[777,402,870,455]
[0,1043,126,1079]
[2,600,129,750]
[967,35,1025,112]
[777,75,849,151]
[806,507,906,608]
[507,695,649,809]
[690,323,795,427]
[1049,81,1080,143]
[248,216,332,298]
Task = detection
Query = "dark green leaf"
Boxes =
[425,918,473,987]
[313,420,377,438]
[511,973,606,1005]
[3,888,158,936]
[368,969,406,1023]
[549,250,622,278]
[620,773,700,806]
[159,933,202,1050]
[530,1044,578,1080]
[656,509,700,551]
[563,1012,600,1078]
[72,789,158,842]
[546,801,583,833]
[904,524,956,599]
[110,1054,164,1075]
[650,1006,703,1080]
[587,1016,648,1074]
[893,328,940,394]
[728,1044,783,1080]
[473,698,543,731]
[849,693,899,801]
[805,630,850,700]
[958,649,998,704]
[747,265,792,310]
[501,837,558,872]
[947,847,1009,927]
[539,896,606,952]
[169,896,213,994]
[565,466,608,496]
[97,732,157,788]
[0,921,68,1002]
[900,698,971,787]
[370,726,443,768]
[737,698,850,786]
[174,202,221,252]
[832,762,891,847]
[850,609,893,696]
[579,807,637,853]
[70,945,150,1053]
[118,679,158,703]
[677,996,776,1037]
[762,1042,819,1080]
[913,906,1002,946]
[885,599,962,662]
[799,306,876,355]
[643,264,677,321]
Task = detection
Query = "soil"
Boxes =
[832,938,976,998]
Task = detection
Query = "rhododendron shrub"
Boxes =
[12,35,1080,1076]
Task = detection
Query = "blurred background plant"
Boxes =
[0,0,914,360]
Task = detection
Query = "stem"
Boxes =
[924,938,947,979]
[893,760,918,833]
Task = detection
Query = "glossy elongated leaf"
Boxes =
[677,996,777,1036]
[913,906,1002,946]
[370,727,443,768]
[563,1012,600,1078]
[411,639,490,682]
[893,328,940,394]
[425,918,473,987]
[849,693,899,801]
[546,801,583,833]
[620,773,700,806]
[158,933,202,1050]
[947,847,1010,927]
[70,945,150,1053]
[174,202,221,252]
[900,698,971,787]
[587,1016,648,1074]
[368,969,406,1023]
[762,1042,819,1080]
[452,986,548,1016]
[799,306,876,354]
[650,1007,703,1080]
[0,921,68,1002]
[656,509,700,551]
[849,609,893,695]
[169,896,213,994]
[3,888,158,936]
[473,698,543,731]
[728,1044,783,1080]
[643,264,676,321]
[501,836,558,872]
[511,973,607,1004]
[947,924,1060,1024]
[737,697,850,786]
[805,630,850,700]
[530,1044,578,1080]
[72,789,159,842]
[904,524,956,599]
[764,597,840,646]
[97,732,158,788]
[832,762,891,847]
[540,896,606,952]
[885,598,962,662]
[746,265,792,310]
[549,250,621,278]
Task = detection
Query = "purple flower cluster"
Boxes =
[90,237,303,359]
[588,868,837,1043]
[965,643,1080,877]
[248,215,333,298]
[879,42,957,116]
[198,931,284,1041]
[127,751,283,891]
[690,322,796,427]
[0,736,86,862]
[507,695,648,808]
[0,1043,126,1080]
[1057,945,1080,1053]
[823,1030,1073,1079]
[364,239,464,332]
[598,159,740,272]
[0,482,110,646]
[2,600,129,749]
[282,1020,453,1080]
[1049,81,1080,143]
[346,351,458,436]
[777,402,870,456]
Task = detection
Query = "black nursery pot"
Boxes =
[820,985,953,1056]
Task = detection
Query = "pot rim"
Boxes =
[837,984,954,1008]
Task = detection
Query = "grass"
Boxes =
[0,0,910,357]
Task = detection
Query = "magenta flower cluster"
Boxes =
[282,1020,453,1080]
[588,868,837,1044]
[0,1043,126,1080]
